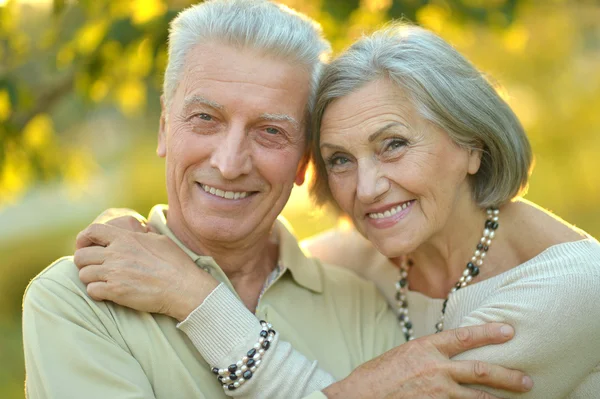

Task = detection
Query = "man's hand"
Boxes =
[74,223,219,321]
[324,323,532,399]
[75,208,150,249]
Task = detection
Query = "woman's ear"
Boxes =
[467,147,482,175]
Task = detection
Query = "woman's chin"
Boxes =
[370,235,415,259]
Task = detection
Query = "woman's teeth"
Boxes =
[368,200,413,219]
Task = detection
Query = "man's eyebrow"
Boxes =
[368,122,406,143]
[259,113,300,130]
[183,95,224,111]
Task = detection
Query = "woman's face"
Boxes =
[319,78,481,257]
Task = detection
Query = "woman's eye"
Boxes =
[330,156,350,166]
[265,127,280,135]
[386,139,407,151]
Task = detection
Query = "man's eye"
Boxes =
[195,113,212,121]
[265,127,280,135]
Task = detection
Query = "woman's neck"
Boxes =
[398,199,493,299]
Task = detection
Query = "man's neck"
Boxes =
[166,216,279,312]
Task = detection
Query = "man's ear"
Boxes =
[467,146,482,175]
[157,95,167,158]
[295,152,311,186]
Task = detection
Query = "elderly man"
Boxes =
[22,1,531,398]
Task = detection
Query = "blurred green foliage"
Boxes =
[1,0,599,398]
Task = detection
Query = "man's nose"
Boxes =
[356,159,390,204]
[209,126,252,180]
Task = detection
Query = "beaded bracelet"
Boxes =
[211,320,276,391]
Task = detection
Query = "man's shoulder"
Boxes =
[24,256,88,303]
[313,257,385,303]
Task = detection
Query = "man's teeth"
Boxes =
[368,201,412,219]
[201,184,249,199]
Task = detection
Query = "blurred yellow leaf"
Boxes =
[101,40,122,63]
[131,0,167,25]
[22,114,54,151]
[503,24,529,53]
[362,0,392,13]
[462,0,507,7]
[279,0,321,16]
[76,19,108,55]
[116,79,146,116]
[62,148,97,198]
[0,0,18,34]
[127,38,153,77]
[110,0,131,19]
[416,4,450,33]
[346,8,388,42]
[0,89,11,122]
[90,78,109,102]
[56,44,75,68]
[0,143,31,204]
[10,32,30,56]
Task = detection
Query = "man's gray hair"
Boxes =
[164,0,331,127]
[311,22,533,208]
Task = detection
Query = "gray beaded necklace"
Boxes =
[396,207,500,342]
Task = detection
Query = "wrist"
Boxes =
[170,272,220,322]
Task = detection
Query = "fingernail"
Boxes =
[500,325,514,336]
[522,376,533,390]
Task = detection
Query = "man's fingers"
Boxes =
[79,264,108,285]
[105,215,149,233]
[432,323,514,357]
[86,281,111,302]
[73,246,106,269]
[449,360,533,393]
[75,223,120,249]
[92,208,145,226]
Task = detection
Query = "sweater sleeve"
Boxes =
[177,283,337,399]
[451,260,600,398]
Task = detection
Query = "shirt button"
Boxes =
[199,264,211,274]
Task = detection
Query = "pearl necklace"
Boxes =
[396,207,500,342]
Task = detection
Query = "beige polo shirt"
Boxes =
[23,205,402,399]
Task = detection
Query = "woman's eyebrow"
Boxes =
[320,142,346,151]
[368,122,407,143]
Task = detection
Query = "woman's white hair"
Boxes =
[163,0,331,126]
[311,22,533,208]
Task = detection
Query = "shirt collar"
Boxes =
[272,216,323,293]
[147,204,323,294]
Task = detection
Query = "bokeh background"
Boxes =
[1,0,599,397]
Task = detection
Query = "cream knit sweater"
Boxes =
[179,238,600,399]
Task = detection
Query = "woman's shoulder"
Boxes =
[300,226,386,275]
[503,199,599,272]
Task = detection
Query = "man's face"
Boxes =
[158,42,311,248]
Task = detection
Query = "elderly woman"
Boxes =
[301,23,600,398]
[77,23,600,398]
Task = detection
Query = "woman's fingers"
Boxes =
[449,359,533,393]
